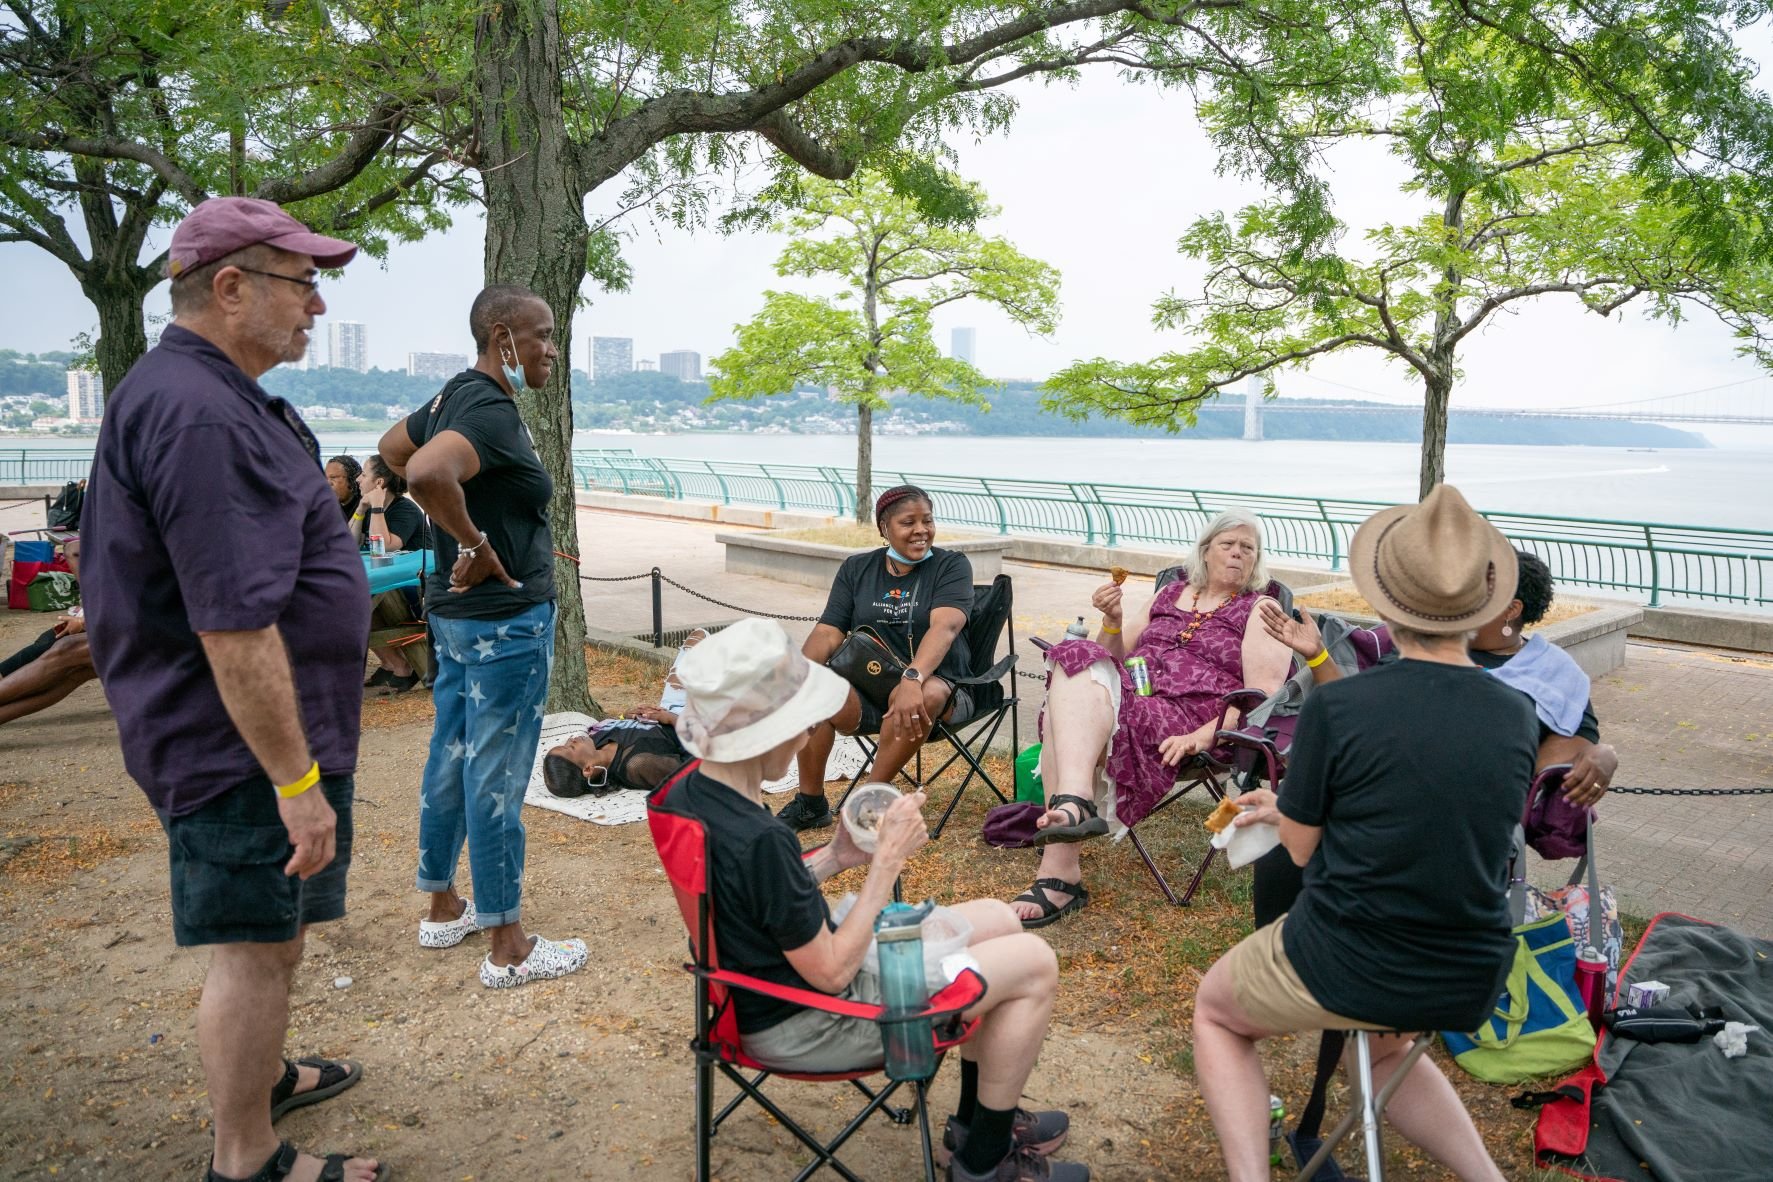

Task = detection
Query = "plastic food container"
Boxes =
[842,783,901,853]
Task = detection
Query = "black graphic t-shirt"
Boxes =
[817,547,973,684]
[401,369,554,620]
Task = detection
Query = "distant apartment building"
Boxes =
[951,327,977,366]
[299,405,352,421]
[637,358,657,372]
[66,368,104,422]
[329,321,369,373]
[407,351,469,380]
[591,336,633,381]
[296,331,326,370]
[659,350,701,381]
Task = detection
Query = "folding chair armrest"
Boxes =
[691,965,989,1025]
[1214,728,1277,753]
[1220,687,1269,714]
[693,965,885,1020]
[1029,636,1053,653]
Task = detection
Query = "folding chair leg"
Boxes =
[1127,826,1181,905]
[1293,1032,1433,1182]
[1355,1029,1384,1181]
[695,1056,713,1182]
[916,1079,939,1182]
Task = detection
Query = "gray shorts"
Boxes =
[741,970,887,1073]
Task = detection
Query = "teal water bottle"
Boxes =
[875,901,936,1080]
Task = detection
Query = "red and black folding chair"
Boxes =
[647,763,989,1181]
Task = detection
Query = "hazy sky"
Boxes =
[7,30,1773,442]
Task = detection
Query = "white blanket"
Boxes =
[523,712,873,826]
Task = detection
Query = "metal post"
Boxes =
[1643,524,1660,607]
[651,566,664,647]
[1318,499,1341,571]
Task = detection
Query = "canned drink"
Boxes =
[1125,656,1152,696]
[368,533,385,557]
[1268,1094,1287,1166]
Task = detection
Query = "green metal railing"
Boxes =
[6,446,1765,608]
[571,449,1773,610]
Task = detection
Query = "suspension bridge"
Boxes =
[1232,374,1773,435]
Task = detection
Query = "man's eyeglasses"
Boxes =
[234,266,321,297]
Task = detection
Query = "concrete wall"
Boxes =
[718,530,1013,589]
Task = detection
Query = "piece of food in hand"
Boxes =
[1110,565,1129,586]
[1203,796,1244,834]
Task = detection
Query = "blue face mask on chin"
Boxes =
[885,544,931,565]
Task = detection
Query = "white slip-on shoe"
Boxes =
[479,935,589,989]
[418,897,484,949]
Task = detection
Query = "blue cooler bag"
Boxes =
[1442,913,1596,1083]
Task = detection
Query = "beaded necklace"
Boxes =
[1175,587,1229,648]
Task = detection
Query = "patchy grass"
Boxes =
[1296,585,1595,627]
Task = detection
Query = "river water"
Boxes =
[13,431,1771,530]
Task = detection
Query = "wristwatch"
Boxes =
[901,667,923,683]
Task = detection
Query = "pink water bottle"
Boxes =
[1574,946,1608,1029]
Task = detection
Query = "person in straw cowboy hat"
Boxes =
[668,618,1091,1182]
[1189,486,1539,1182]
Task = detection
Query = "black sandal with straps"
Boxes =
[207,1140,392,1182]
[1032,793,1109,846]
[270,1057,362,1122]
[1014,877,1090,930]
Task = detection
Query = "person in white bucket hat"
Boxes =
[670,619,1091,1182]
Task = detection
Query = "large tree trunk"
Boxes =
[854,401,873,524]
[475,0,598,714]
[83,280,151,396]
[1419,367,1452,499]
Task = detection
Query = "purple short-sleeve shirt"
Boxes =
[81,325,370,817]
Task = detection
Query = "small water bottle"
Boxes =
[875,902,936,1081]
[1574,945,1608,1029]
[1064,615,1090,641]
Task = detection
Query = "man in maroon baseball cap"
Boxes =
[81,199,390,1179]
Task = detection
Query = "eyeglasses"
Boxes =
[234,266,321,297]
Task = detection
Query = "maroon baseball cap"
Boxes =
[167,196,357,278]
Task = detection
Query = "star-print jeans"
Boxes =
[415,600,555,925]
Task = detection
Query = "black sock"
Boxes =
[957,1102,1015,1175]
[955,1059,980,1125]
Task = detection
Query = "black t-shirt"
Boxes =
[1468,647,1601,744]
[1276,659,1539,1032]
[817,548,974,684]
[378,494,429,553]
[402,370,554,619]
[594,723,689,794]
[675,769,834,1034]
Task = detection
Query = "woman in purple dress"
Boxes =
[1010,510,1293,927]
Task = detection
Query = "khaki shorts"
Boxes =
[740,970,887,1073]
[1220,917,1389,1035]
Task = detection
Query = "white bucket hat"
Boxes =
[674,619,850,762]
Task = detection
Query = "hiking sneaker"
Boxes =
[364,667,420,694]
[947,1144,1090,1182]
[776,793,832,832]
[418,897,484,949]
[940,1109,1070,1165]
[479,935,589,989]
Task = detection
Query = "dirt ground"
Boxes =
[0,609,1551,1182]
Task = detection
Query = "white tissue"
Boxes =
[1714,1022,1759,1058]
[1211,817,1283,869]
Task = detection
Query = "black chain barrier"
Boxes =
[655,572,823,623]
[579,571,654,583]
[1604,785,1773,796]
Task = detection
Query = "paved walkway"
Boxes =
[572,505,1773,937]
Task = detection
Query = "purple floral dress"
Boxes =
[1046,579,1259,829]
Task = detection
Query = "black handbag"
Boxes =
[827,625,910,710]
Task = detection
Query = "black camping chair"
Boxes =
[844,573,1020,839]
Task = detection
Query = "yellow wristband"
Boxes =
[1306,648,1330,669]
[275,762,321,799]
[1101,625,1122,635]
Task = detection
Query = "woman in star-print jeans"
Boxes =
[378,284,587,989]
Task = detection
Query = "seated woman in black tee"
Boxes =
[356,454,430,692]
[1193,485,1536,1182]
[776,484,975,833]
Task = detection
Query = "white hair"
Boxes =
[1181,508,1269,594]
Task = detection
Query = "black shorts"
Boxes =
[855,682,973,735]
[159,774,355,947]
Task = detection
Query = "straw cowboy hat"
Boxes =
[1349,484,1517,634]
[674,618,849,762]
